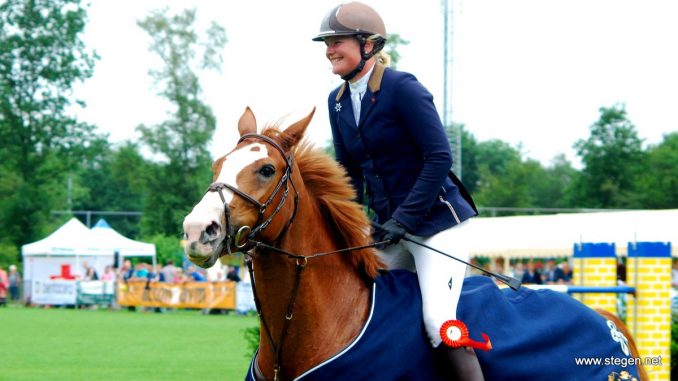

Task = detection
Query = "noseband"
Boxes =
[207,133,299,254]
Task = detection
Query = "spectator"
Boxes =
[617,259,627,283]
[132,263,149,280]
[82,261,99,281]
[226,266,241,282]
[521,260,542,285]
[0,266,8,307]
[8,265,21,303]
[559,261,573,285]
[510,261,525,281]
[187,266,206,282]
[207,267,226,282]
[119,259,134,282]
[172,268,185,284]
[671,258,678,288]
[160,260,178,283]
[543,258,564,285]
[100,265,116,281]
[148,264,165,282]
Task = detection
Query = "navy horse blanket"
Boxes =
[246,270,639,381]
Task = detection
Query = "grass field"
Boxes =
[1,306,258,381]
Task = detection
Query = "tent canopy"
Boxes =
[22,217,156,257]
[21,218,157,283]
[90,219,155,257]
[22,218,105,256]
[465,209,677,259]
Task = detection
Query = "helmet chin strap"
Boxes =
[340,35,384,82]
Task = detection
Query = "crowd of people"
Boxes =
[0,258,244,306]
[468,258,575,286]
[2,254,674,307]
[514,258,574,285]
[116,259,242,284]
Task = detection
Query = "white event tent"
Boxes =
[21,218,156,298]
[89,219,156,268]
[464,209,677,259]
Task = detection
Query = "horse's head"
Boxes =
[183,107,314,268]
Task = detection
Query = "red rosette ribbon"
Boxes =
[439,320,492,352]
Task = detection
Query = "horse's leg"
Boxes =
[595,309,649,381]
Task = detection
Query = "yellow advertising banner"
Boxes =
[117,281,236,309]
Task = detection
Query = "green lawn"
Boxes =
[0,306,258,381]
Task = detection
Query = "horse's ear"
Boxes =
[280,107,315,151]
[238,107,257,136]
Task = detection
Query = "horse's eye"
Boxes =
[258,165,276,178]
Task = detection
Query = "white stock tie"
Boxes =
[351,90,363,125]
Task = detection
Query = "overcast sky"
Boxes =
[72,0,678,167]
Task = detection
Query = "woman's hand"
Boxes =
[377,218,407,244]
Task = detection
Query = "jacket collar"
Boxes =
[335,62,386,102]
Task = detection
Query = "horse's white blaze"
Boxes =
[183,143,268,237]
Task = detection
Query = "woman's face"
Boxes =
[325,36,363,77]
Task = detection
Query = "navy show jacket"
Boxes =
[328,64,477,236]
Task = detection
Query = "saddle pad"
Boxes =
[246,271,640,380]
[458,276,640,381]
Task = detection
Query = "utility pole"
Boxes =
[442,0,462,178]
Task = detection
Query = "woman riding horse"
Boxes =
[313,3,484,378]
[182,108,646,381]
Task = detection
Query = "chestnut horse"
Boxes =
[183,108,647,381]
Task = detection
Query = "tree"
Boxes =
[453,125,480,195]
[636,133,678,208]
[72,142,150,237]
[471,139,530,209]
[136,8,226,236]
[538,154,578,208]
[573,104,644,208]
[0,0,101,247]
[383,33,409,69]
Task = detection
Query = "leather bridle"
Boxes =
[206,133,299,255]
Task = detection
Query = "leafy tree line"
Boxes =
[453,104,678,213]
[1,0,676,270]
[0,1,225,267]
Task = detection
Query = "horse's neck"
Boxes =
[253,196,371,380]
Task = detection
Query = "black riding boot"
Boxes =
[436,345,485,381]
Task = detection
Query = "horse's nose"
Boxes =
[201,220,221,243]
[183,219,222,246]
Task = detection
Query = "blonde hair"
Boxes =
[365,34,390,67]
[375,50,391,67]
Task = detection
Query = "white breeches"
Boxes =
[377,219,472,347]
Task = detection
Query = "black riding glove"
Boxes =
[378,218,407,245]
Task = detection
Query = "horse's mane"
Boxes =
[263,127,383,279]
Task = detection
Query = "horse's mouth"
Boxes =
[184,234,228,269]
[184,218,250,269]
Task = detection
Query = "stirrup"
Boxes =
[440,320,492,352]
